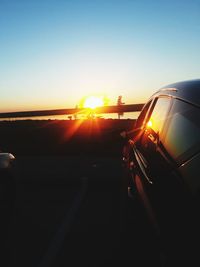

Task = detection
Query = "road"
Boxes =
[0,156,163,267]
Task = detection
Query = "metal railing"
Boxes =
[0,103,144,119]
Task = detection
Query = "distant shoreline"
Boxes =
[0,112,139,122]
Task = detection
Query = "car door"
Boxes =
[133,96,174,228]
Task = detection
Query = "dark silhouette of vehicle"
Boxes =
[0,151,15,202]
[0,151,15,260]
[0,152,15,169]
[124,79,200,265]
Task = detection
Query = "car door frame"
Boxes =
[132,94,174,230]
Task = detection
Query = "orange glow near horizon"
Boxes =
[83,96,104,109]
[63,96,105,140]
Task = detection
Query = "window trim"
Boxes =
[135,99,154,130]
[145,96,173,138]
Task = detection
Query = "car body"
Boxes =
[0,152,15,169]
[0,152,15,208]
[126,79,200,263]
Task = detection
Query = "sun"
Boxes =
[83,96,104,109]
[147,120,153,128]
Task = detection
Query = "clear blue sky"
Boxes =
[0,0,200,112]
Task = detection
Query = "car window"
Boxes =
[138,97,171,154]
[135,100,153,129]
[162,99,200,164]
[147,97,172,137]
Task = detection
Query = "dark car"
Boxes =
[0,152,15,203]
[0,152,15,169]
[125,79,200,265]
[0,151,16,263]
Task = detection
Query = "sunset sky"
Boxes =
[0,0,200,112]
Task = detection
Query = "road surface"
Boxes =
[0,156,163,267]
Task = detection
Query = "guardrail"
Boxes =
[0,104,144,118]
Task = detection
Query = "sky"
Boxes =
[0,0,200,112]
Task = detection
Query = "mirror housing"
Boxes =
[0,153,15,169]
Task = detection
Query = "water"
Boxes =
[0,112,140,121]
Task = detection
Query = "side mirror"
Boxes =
[0,153,15,169]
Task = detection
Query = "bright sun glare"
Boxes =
[147,120,153,128]
[83,96,104,109]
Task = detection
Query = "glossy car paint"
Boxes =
[129,79,200,237]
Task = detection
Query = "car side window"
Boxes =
[139,97,171,152]
[162,99,200,164]
[135,100,153,129]
[147,97,171,138]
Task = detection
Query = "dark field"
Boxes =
[0,119,163,267]
[0,119,135,157]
